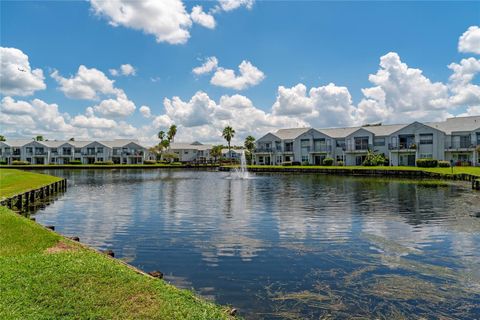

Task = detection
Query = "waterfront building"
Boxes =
[0,139,151,164]
[254,116,480,166]
[168,141,213,162]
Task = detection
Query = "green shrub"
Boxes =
[322,158,334,166]
[68,160,82,165]
[94,160,114,165]
[302,161,310,166]
[143,160,156,165]
[337,160,344,166]
[363,150,386,166]
[416,158,438,168]
[171,162,183,166]
[282,161,293,166]
[0,160,7,165]
[12,160,30,165]
[438,160,450,167]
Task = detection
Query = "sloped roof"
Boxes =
[427,116,480,134]
[318,127,361,138]
[0,139,35,147]
[362,124,409,136]
[274,128,310,140]
[169,142,212,151]
[102,139,143,148]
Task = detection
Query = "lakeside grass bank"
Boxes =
[0,169,235,319]
[221,165,480,181]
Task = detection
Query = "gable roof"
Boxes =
[169,142,212,151]
[318,127,360,138]
[0,139,34,147]
[362,123,409,136]
[427,116,480,134]
[274,128,310,140]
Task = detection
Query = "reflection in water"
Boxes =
[33,170,480,319]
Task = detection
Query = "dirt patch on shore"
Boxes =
[45,241,78,254]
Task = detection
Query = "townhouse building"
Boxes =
[254,116,480,166]
[168,141,213,162]
[0,139,151,164]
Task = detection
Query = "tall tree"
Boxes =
[69,137,75,141]
[210,145,223,163]
[244,135,256,164]
[222,126,235,159]
[167,125,177,143]
[158,130,165,141]
[0,135,5,142]
[35,135,44,141]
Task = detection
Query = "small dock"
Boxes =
[0,179,67,211]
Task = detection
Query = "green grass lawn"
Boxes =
[241,165,480,177]
[0,171,234,319]
[0,169,63,199]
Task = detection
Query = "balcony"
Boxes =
[445,141,477,150]
[255,147,273,153]
[346,144,373,152]
[388,143,417,151]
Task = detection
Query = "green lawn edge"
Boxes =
[223,165,480,178]
[0,170,235,320]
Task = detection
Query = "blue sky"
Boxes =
[1,1,479,144]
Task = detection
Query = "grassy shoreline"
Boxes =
[0,169,235,319]
[223,165,480,178]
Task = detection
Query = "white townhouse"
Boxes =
[168,141,213,162]
[221,148,243,160]
[0,139,151,164]
[253,116,480,167]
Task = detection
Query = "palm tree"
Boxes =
[222,126,235,159]
[35,135,44,141]
[0,135,5,142]
[210,145,223,163]
[244,135,256,164]
[158,130,165,141]
[167,125,177,143]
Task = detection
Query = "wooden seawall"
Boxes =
[0,179,67,211]
[219,167,480,190]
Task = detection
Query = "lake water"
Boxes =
[32,169,480,319]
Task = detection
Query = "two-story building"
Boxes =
[253,116,480,166]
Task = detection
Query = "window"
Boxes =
[419,134,433,145]
[284,142,293,152]
[275,141,282,151]
[354,137,369,150]
[75,148,81,154]
[301,155,309,163]
[51,148,57,153]
[276,155,282,163]
[374,138,385,146]
[336,139,345,148]
[97,147,104,153]
[184,151,189,154]
[314,139,326,151]
[476,132,480,144]
[301,139,310,154]
[26,147,33,153]
[420,153,432,159]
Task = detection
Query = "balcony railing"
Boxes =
[388,143,417,150]
[346,144,373,152]
[311,146,331,152]
[256,147,273,153]
[445,142,477,149]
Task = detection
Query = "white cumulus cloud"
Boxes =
[191,6,216,29]
[210,60,265,90]
[216,0,254,12]
[0,47,46,96]
[90,0,192,45]
[192,56,219,75]
[51,65,116,100]
[110,64,137,77]
[458,26,480,55]
[139,105,152,118]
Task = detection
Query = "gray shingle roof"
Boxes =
[318,127,361,138]
[169,142,212,151]
[274,128,311,139]
[427,116,480,134]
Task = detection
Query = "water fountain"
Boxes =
[232,149,250,179]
